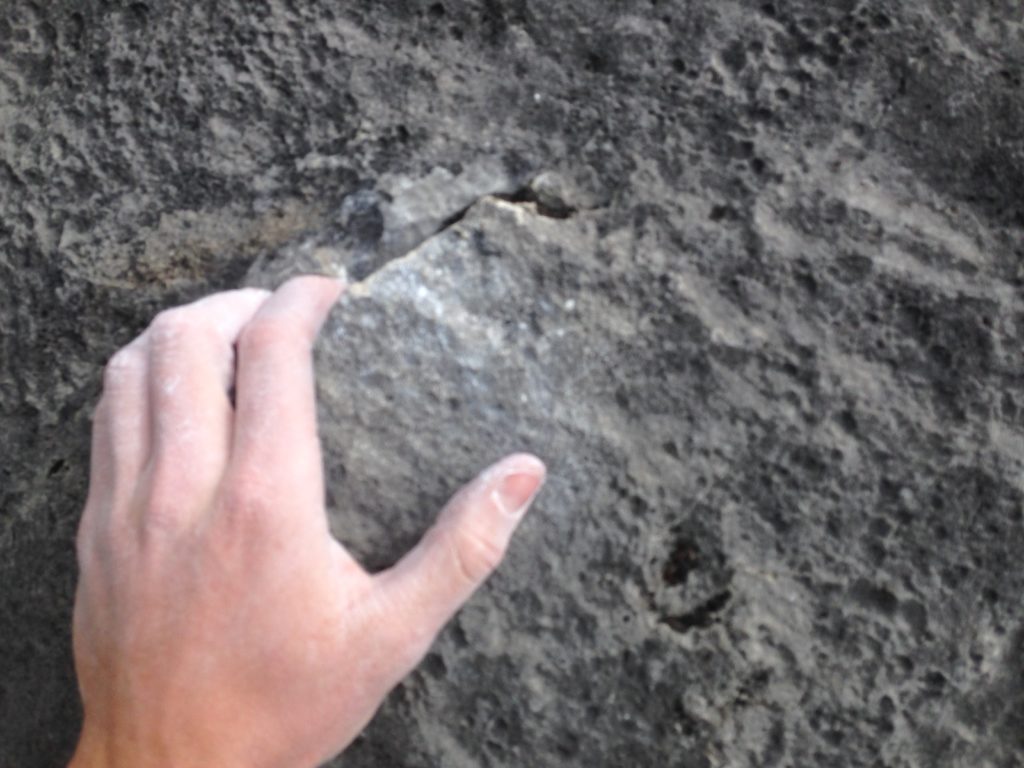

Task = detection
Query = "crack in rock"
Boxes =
[244,159,580,288]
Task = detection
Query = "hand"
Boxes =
[69,276,546,768]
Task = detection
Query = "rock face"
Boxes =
[2,1,1023,766]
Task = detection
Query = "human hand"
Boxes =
[69,276,546,768]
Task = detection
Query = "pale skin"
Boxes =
[69,276,546,768]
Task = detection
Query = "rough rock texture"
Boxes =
[2,1,1023,766]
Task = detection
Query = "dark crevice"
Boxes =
[430,179,578,242]
[662,590,732,633]
[277,172,581,287]
[663,535,700,587]
[435,202,476,235]
[494,185,578,219]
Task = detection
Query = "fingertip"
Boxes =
[259,275,346,339]
[478,453,547,487]
[473,453,546,525]
[504,452,548,476]
[315,273,347,300]
[313,276,346,328]
[278,274,347,301]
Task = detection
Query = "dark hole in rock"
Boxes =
[663,591,732,633]
[663,536,700,587]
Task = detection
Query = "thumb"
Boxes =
[373,453,546,655]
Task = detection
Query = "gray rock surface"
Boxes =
[2,1,1023,766]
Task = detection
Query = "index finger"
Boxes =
[230,276,345,508]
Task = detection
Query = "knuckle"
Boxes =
[138,467,198,538]
[140,492,188,538]
[102,346,144,389]
[445,524,505,586]
[218,474,275,530]
[239,287,273,303]
[148,307,201,348]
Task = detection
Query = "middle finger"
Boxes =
[145,288,272,511]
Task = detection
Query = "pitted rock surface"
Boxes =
[1,2,1022,766]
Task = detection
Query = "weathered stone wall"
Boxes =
[1,2,1022,766]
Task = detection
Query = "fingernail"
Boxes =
[492,466,546,519]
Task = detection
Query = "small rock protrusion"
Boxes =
[528,172,578,219]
